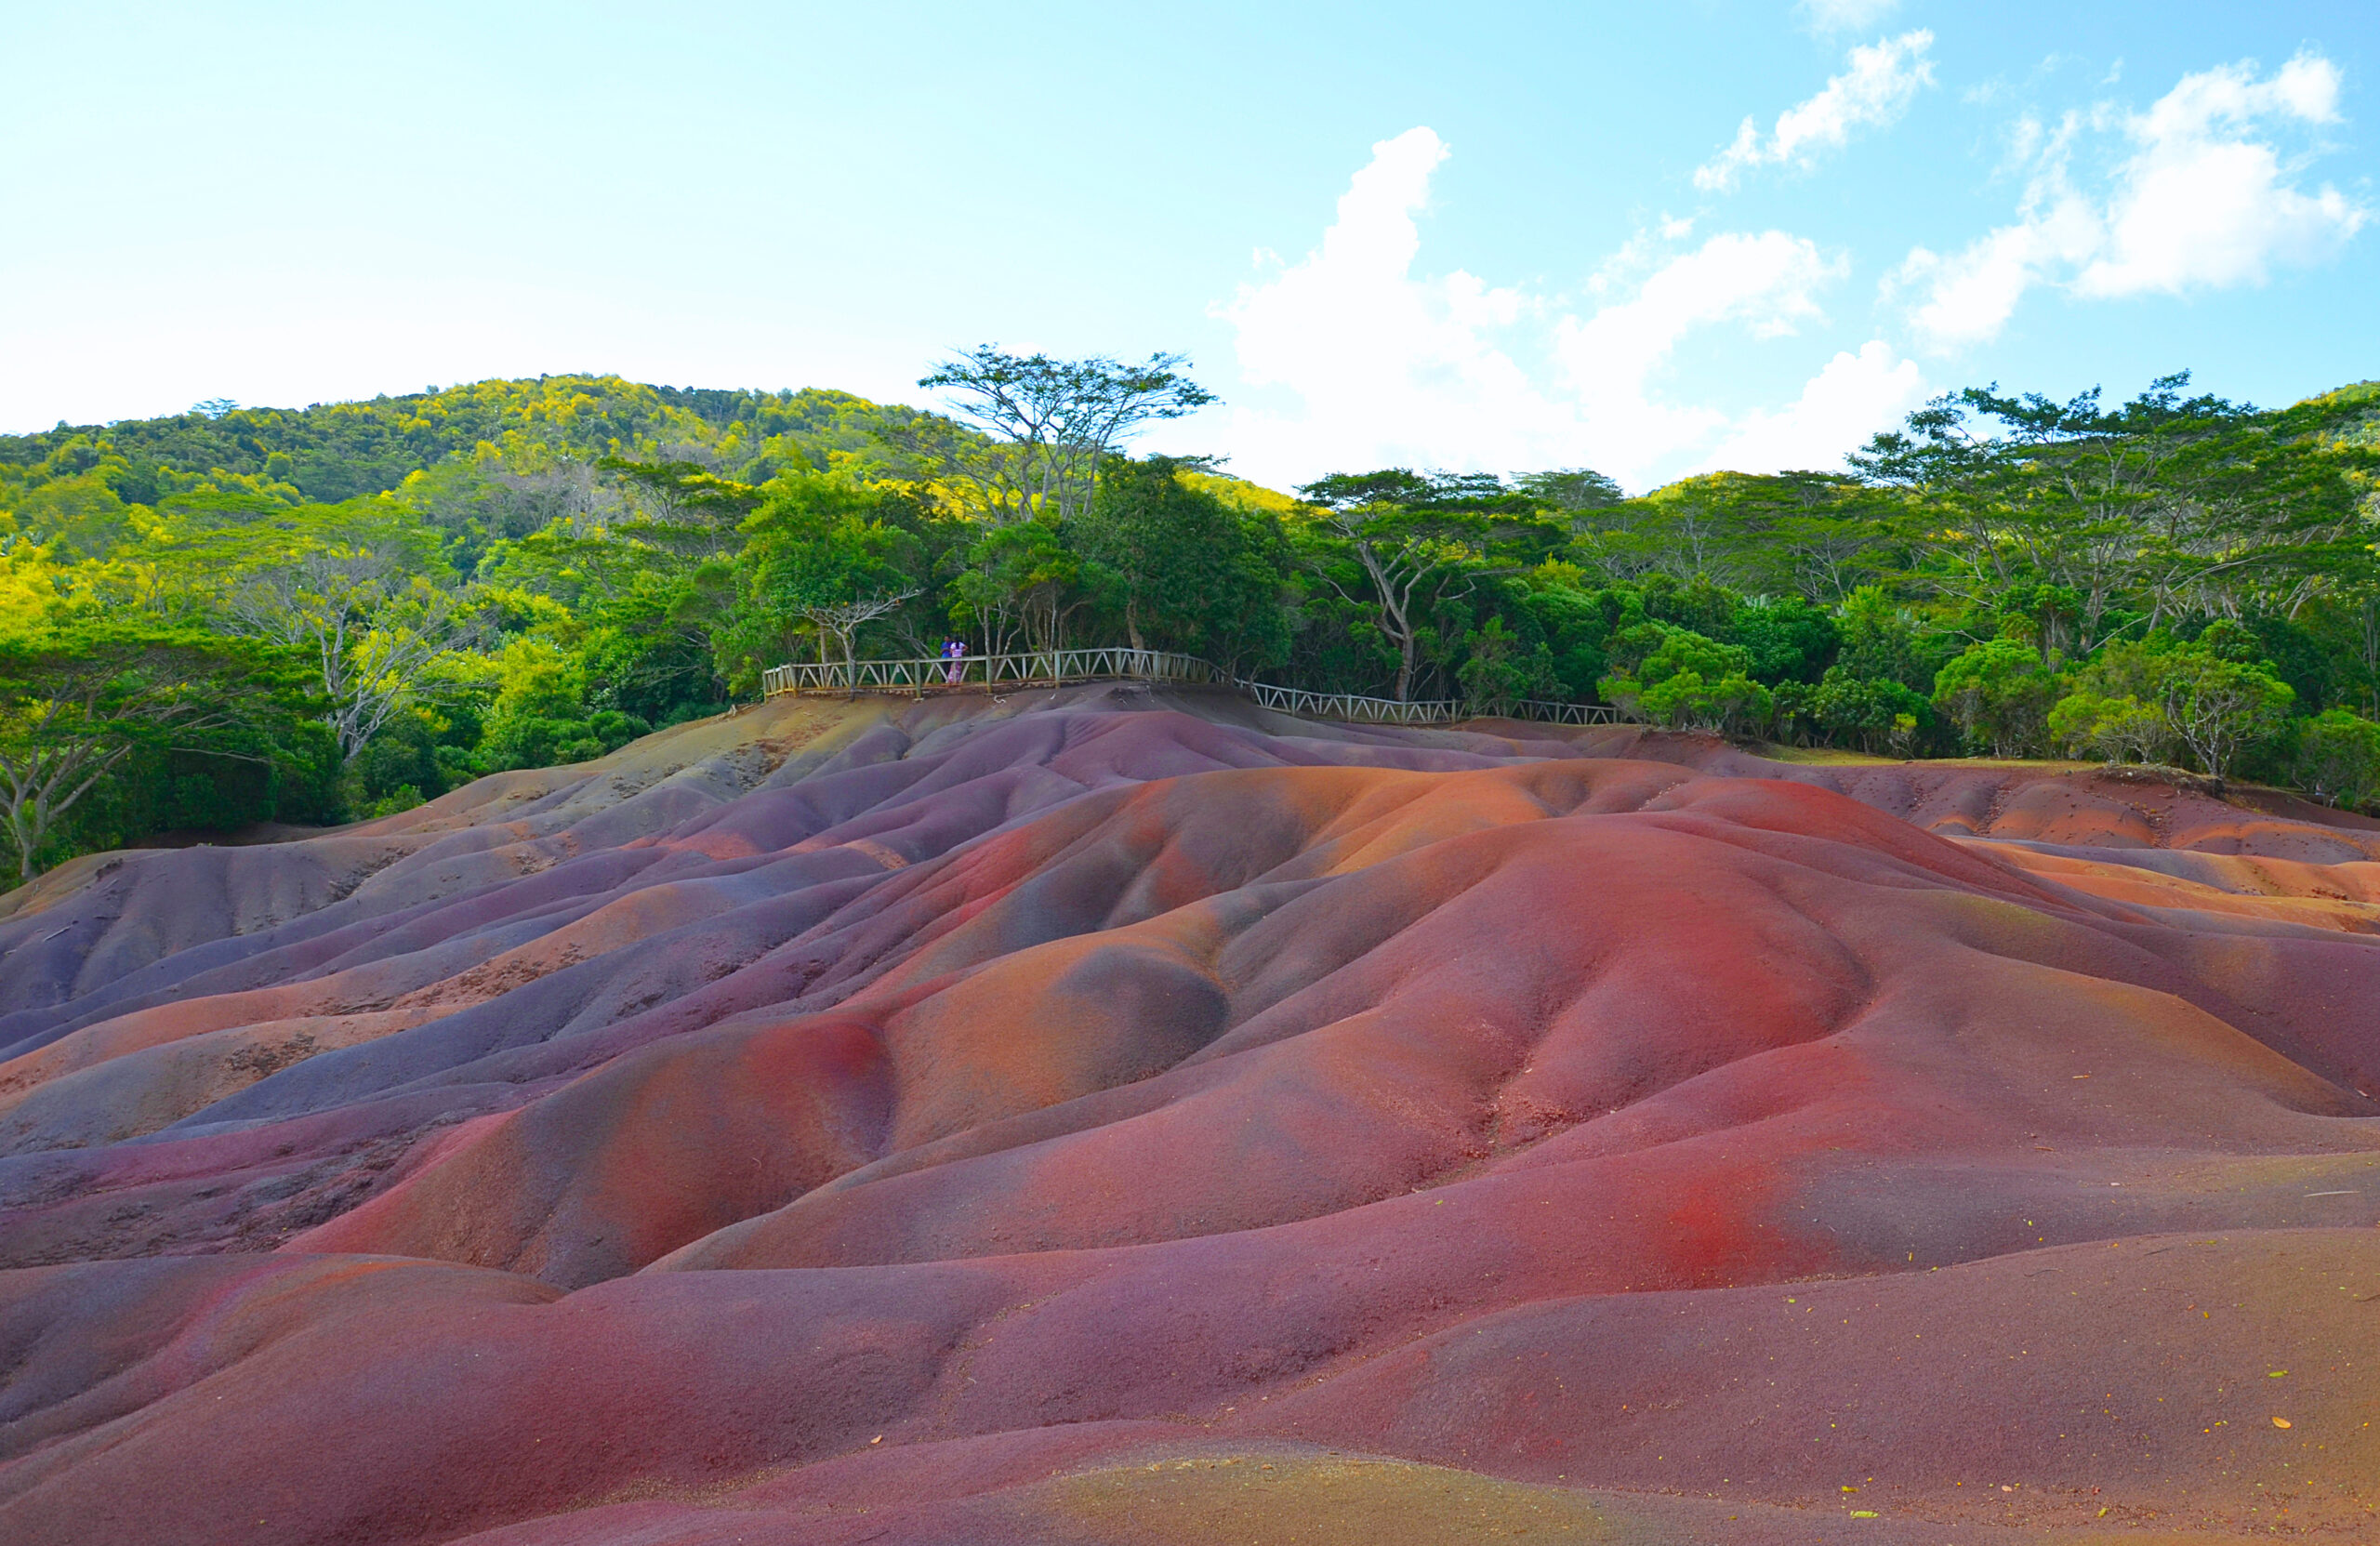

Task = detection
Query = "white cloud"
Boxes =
[1210,130,1921,491]
[1697,32,1936,192]
[1800,0,1900,33]
[1893,52,2367,352]
[2079,53,2361,296]
[1556,232,1845,463]
[1890,126,2105,351]
[1214,126,1576,483]
[1694,341,1927,475]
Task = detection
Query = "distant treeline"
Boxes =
[3,364,2377,884]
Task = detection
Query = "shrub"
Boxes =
[350,707,446,806]
[1457,616,1560,712]
[2289,708,2380,808]
[2047,691,2172,764]
[364,785,426,818]
[1632,668,1773,735]
[2154,647,2293,781]
[1802,667,1930,755]
[476,707,651,773]
[2046,637,2294,780]
[1599,625,1772,734]
[1934,639,2063,758]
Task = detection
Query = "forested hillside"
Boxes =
[4,361,2378,885]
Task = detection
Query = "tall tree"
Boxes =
[720,474,924,693]
[1514,468,1623,518]
[800,592,922,696]
[0,625,285,880]
[947,520,1104,657]
[1296,471,1496,702]
[1071,455,1290,667]
[910,348,1217,524]
[227,548,476,761]
[1852,373,2366,649]
[598,458,764,560]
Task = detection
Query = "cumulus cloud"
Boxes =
[1696,31,1936,192]
[1893,52,2367,352]
[1889,117,2105,351]
[2079,52,2362,296]
[1214,126,1576,482]
[1694,341,1927,475]
[1554,231,1844,460]
[1210,130,1923,490]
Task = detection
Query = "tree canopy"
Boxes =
[6,363,2379,887]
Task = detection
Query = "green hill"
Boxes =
[2,374,928,504]
[3,366,2378,887]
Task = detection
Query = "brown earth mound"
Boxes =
[1,687,2374,1543]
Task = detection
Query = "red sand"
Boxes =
[1,687,2375,1543]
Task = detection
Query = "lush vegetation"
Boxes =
[5,363,2379,885]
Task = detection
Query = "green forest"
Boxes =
[4,356,2379,886]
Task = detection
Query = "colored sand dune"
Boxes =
[1,686,2376,1543]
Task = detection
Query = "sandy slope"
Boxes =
[1,686,2375,1543]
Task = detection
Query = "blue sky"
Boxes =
[4,1,2373,491]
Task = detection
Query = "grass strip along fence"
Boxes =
[760,647,1636,728]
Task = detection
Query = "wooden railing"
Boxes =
[1500,698,1637,726]
[1236,681,1461,724]
[762,650,1637,729]
[761,648,1227,697]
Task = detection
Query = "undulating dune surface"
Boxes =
[2,686,2376,1543]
